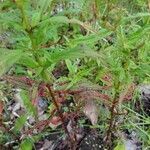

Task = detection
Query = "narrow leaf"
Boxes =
[20,90,37,116]
[0,49,23,77]
[14,114,27,131]
[20,138,33,150]
[114,142,125,150]
[38,0,53,18]
[47,45,100,64]
[19,54,39,68]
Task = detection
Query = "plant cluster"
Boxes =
[0,0,150,149]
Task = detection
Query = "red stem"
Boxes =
[46,84,76,149]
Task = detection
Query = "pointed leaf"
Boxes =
[20,90,37,116]
[68,29,112,47]
[114,142,125,150]
[19,54,39,68]
[31,11,41,27]
[38,0,53,18]
[14,114,28,131]
[65,59,77,74]
[47,45,100,64]
[0,49,23,77]
[20,138,33,150]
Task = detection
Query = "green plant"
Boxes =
[0,0,108,149]
[0,0,150,149]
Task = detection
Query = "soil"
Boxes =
[35,128,104,150]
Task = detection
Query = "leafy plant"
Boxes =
[0,0,149,149]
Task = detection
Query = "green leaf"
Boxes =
[0,0,14,10]
[114,142,125,150]
[20,138,33,150]
[66,68,93,89]
[20,90,37,116]
[14,114,27,131]
[65,59,77,74]
[31,11,41,27]
[49,16,69,24]
[125,13,150,20]
[19,54,39,68]
[38,0,53,18]
[47,45,101,64]
[68,30,112,47]
[0,49,23,77]
[38,16,69,27]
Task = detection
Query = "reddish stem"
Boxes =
[46,84,76,149]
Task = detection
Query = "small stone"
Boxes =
[38,97,48,110]
[85,141,89,145]
[42,139,52,149]
[12,103,21,112]
[28,117,35,124]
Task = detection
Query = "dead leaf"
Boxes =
[75,91,99,125]
[73,81,112,125]
[0,101,4,115]
[30,86,39,107]
[83,99,98,125]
